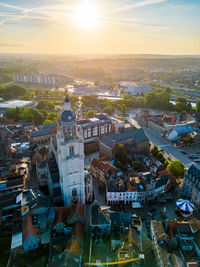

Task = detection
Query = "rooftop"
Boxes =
[11,232,23,250]
[31,129,53,137]
[0,100,35,110]
[100,128,148,149]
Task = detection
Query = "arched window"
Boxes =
[72,188,77,197]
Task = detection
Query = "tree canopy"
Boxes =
[196,99,200,112]
[6,107,58,125]
[115,144,128,169]
[0,84,27,100]
[167,160,185,178]
[151,145,168,167]
[103,105,114,115]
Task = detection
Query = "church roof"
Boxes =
[60,110,76,123]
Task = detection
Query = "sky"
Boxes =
[0,0,200,55]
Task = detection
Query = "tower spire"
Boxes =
[64,95,71,110]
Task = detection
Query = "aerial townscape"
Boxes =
[0,1,200,267]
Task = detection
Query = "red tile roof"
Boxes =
[167,220,177,239]
[23,214,39,242]
[186,263,199,267]
[91,158,115,174]
[68,205,85,221]
[54,207,70,226]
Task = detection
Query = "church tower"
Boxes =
[56,95,85,206]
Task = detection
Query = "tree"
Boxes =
[167,160,185,178]
[36,100,55,110]
[120,104,128,115]
[132,160,142,171]
[115,144,128,167]
[165,87,172,94]
[175,101,191,112]
[103,105,114,115]
[151,145,168,166]
[175,97,187,104]
[151,145,159,157]
[144,91,171,110]
[6,107,22,122]
[183,136,193,146]
[196,99,200,112]
[3,84,27,100]
[84,110,97,117]
[43,119,53,125]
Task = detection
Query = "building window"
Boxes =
[69,146,74,156]
[72,188,77,197]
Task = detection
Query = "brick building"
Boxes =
[99,128,149,160]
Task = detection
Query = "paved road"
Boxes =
[143,126,193,167]
[127,115,193,168]
[92,177,107,206]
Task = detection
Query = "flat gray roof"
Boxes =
[0,100,36,110]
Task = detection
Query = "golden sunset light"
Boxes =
[75,1,100,29]
[0,1,200,267]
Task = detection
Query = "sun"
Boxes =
[75,1,99,29]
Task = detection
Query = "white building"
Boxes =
[13,73,73,86]
[119,81,151,95]
[49,95,85,206]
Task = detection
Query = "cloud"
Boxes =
[0,1,75,27]
[0,2,28,12]
[111,0,166,13]
[0,43,23,47]
[105,16,170,32]
[0,0,170,33]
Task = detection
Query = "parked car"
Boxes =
[189,154,199,159]
[194,159,200,163]
[180,150,187,154]
[189,156,199,159]
[190,154,198,157]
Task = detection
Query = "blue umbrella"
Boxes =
[176,199,194,212]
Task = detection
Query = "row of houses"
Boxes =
[11,196,85,267]
[0,161,29,224]
[90,204,144,265]
[0,112,125,146]
[136,110,200,143]
[151,218,200,266]
[90,158,177,205]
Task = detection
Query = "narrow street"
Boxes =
[83,204,92,266]
[143,126,193,168]
[127,115,193,168]
[92,177,107,206]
